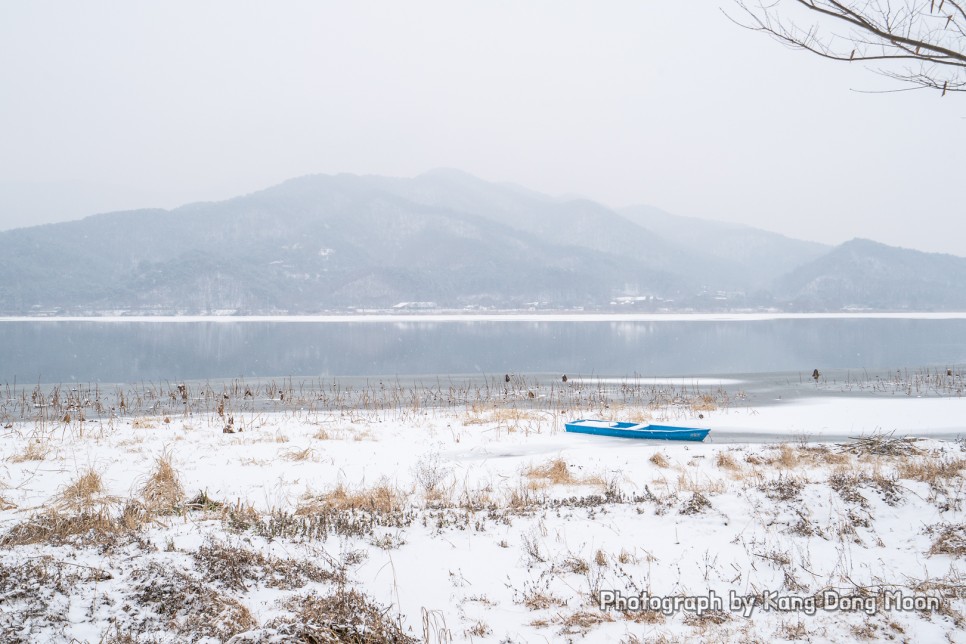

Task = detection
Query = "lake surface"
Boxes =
[2,315,965,385]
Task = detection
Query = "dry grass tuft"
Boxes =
[618,549,639,565]
[526,458,604,489]
[2,469,138,546]
[507,481,543,512]
[283,446,316,462]
[715,450,741,471]
[625,409,654,424]
[521,588,568,611]
[527,458,575,485]
[898,457,965,486]
[594,549,608,567]
[621,609,667,625]
[683,609,731,630]
[312,424,367,440]
[690,394,718,413]
[777,619,810,640]
[58,469,106,510]
[458,487,497,512]
[774,445,799,469]
[650,452,670,468]
[465,621,492,637]
[299,483,404,514]
[352,429,375,442]
[746,444,845,469]
[131,417,158,429]
[464,407,541,428]
[185,490,224,513]
[8,439,49,463]
[562,555,590,575]
[557,609,616,635]
[140,453,184,516]
[820,450,852,465]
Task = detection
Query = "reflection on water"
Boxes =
[1,317,965,384]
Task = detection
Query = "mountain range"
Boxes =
[1,169,963,314]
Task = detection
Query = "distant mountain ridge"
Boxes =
[0,170,963,313]
[776,238,966,310]
[619,204,830,291]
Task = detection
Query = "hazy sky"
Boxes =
[1,2,963,255]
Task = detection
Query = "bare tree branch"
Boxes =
[729,0,966,93]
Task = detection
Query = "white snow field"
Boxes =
[1,378,964,643]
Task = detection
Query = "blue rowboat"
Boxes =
[565,419,709,442]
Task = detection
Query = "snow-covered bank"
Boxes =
[1,394,964,642]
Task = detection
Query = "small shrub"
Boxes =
[680,492,712,515]
[127,562,256,640]
[264,588,418,642]
[828,471,868,506]
[193,537,340,591]
[760,474,804,501]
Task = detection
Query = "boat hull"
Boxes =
[565,419,709,442]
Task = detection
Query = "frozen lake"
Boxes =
[2,314,966,384]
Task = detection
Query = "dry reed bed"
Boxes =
[0,374,735,431]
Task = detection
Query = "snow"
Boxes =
[706,396,966,437]
[1,384,965,642]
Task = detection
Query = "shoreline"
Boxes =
[5,311,966,323]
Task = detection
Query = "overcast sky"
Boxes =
[1,2,963,256]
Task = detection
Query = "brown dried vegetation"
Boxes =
[140,453,184,516]
[125,562,256,641]
[299,483,405,515]
[264,588,419,643]
[2,469,141,546]
[650,452,670,468]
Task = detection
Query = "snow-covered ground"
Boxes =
[1,383,964,642]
